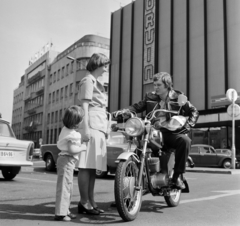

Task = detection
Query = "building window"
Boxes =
[66,64,69,76]
[56,69,60,80]
[56,89,59,102]
[49,93,51,104]
[59,109,62,122]
[51,112,54,123]
[52,91,55,103]
[62,67,65,78]
[69,83,73,96]
[65,85,68,98]
[60,88,63,100]
[53,72,56,83]
[76,81,80,93]
[71,61,74,73]
[49,74,52,85]
[55,111,58,123]
[47,113,50,124]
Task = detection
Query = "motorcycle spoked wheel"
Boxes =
[114,157,142,222]
[164,188,181,207]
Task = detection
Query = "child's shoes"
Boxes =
[54,215,71,221]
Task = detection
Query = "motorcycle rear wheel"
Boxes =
[164,189,181,207]
[114,157,142,222]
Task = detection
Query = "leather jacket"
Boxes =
[128,89,199,134]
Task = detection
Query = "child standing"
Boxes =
[54,105,86,221]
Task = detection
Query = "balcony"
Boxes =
[28,71,44,84]
[24,121,41,133]
[36,86,44,95]
[27,108,36,115]
[24,94,31,101]
[25,104,42,115]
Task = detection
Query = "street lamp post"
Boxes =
[226,88,240,169]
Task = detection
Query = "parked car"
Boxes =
[0,118,34,180]
[41,131,135,178]
[189,144,239,169]
[33,148,42,158]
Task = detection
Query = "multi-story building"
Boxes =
[12,34,109,146]
[12,75,25,139]
[109,0,240,151]
[21,49,59,147]
[45,35,109,144]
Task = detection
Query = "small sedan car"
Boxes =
[0,118,34,180]
[189,144,239,169]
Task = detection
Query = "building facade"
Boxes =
[109,0,240,151]
[12,35,109,146]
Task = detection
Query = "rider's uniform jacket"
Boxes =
[127,89,199,134]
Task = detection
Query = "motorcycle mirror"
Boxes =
[178,94,188,106]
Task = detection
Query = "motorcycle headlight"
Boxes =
[125,117,144,137]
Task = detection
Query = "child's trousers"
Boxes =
[55,155,76,216]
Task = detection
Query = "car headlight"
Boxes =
[125,118,145,137]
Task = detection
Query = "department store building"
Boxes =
[109,0,240,151]
[12,35,109,146]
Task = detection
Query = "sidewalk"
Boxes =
[186,167,240,175]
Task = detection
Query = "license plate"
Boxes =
[0,151,14,157]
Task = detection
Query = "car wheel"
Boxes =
[45,154,55,171]
[2,166,21,180]
[222,159,231,169]
[96,169,108,178]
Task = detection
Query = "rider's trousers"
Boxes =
[161,132,191,174]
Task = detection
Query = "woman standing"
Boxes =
[77,53,110,215]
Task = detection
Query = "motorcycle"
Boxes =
[112,94,190,222]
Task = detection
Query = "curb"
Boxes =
[186,167,240,175]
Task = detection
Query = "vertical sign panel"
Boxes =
[143,0,156,85]
[132,0,144,102]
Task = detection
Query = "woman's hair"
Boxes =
[86,53,110,72]
[62,105,84,129]
[153,72,173,90]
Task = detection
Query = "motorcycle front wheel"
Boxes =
[164,189,181,207]
[114,157,142,222]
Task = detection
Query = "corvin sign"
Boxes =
[143,0,155,85]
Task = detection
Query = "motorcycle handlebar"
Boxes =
[112,109,136,119]
[147,109,179,121]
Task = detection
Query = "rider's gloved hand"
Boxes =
[111,123,118,132]
[112,109,131,122]
[153,121,162,130]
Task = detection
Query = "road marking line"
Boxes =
[17,176,78,185]
[181,190,240,204]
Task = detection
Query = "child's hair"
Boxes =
[62,105,84,129]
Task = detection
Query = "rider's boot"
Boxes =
[171,173,185,189]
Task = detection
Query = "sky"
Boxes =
[0,0,132,123]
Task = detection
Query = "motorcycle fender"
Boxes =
[182,177,190,193]
[115,152,140,164]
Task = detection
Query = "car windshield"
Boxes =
[0,122,15,138]
[107,132,126,145]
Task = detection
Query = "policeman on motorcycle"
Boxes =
[113,72,199,189]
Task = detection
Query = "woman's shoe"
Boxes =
[93,206,104,214]
[78,202,100,215]
[54,215,71,221]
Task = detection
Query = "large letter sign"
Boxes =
[143,0,155,84]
